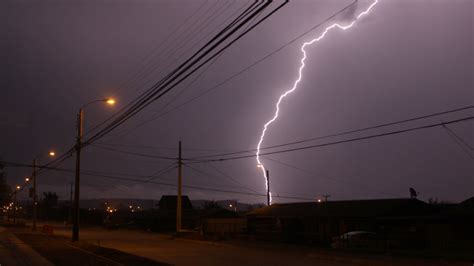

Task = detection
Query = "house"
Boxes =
[200,208,246,235]
[247,198,438,247]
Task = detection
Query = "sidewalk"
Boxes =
[0,226,53,266]
[1,221,168,266]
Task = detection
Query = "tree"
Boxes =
[41,191,59,220]
[203,200,222,211]
[42,192,58,208]
[0,160,12,204]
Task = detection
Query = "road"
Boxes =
[47,224,469,266]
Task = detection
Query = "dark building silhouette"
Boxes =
[247,198,472,249]
[156,195,196,230]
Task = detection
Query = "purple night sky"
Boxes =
[1,0,473,204]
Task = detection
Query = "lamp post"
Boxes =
[13,185,20,224]
[32,151,55,231]
[72,98,115,242]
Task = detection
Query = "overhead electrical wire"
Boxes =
[124,0,361,128]
[84,0,222,137]
[263,156,402,198]
[89,144,177,161]
[117,0,237,100]
[190,105,474,160]
[84,1,285,146]
[0,160,312,201]
[34,1,286,178]
[184,163,260,194]
[188,116,474,163]
[112,0,214,97]
[440,125,474,160]
[85,110,474,164]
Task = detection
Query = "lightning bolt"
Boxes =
[256,0,379,205]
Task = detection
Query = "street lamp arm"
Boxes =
[81,99,107,109]
[80,98,115,110]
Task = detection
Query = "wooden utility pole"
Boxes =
[32,159,37,231]
[13,192,17,224]
[72,108,83,242]
[68,182,73,224]
[176,141,182,232]
[266,169,270,206]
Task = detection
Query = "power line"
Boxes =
[84,0,220,137]
[184,163,260,194]
[93,142,228,153]
[112,0,214,97]
[116,0,238,102]
[84,1,284,146]
[189,116,474,163]
[263,156,402,198]
[0,160,312,201]
[442,124,474,150]
[89,144,177,161]
[113,0,360,130]
[29,2,286,179]
[83,0,262,141]
[108,45,227,140]
[190,106,474,160]
[440,125,474,160]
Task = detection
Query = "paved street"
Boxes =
[46,224,470,266]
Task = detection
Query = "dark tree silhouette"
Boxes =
[0,160,12,204]
[203,200,222,211]
[42,191,58,208]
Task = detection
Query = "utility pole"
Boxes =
[13,192,17,224]
[176,141,182,232]
[322,195,331,202]
[266,169,270,206]
[68,182,73,224]
[72,108,83,242]
[32,159,37,231]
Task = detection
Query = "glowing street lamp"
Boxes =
[106,98,116,105]
[16,185,20,190]
[25,177,30,182]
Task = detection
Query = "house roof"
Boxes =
[247,198,435,218]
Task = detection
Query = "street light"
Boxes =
[72,97,115,242]
[32,150,56,231]
[25,177,30,182]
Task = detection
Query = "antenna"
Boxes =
[409,187,419,199]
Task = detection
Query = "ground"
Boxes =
[1,221,472,266]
